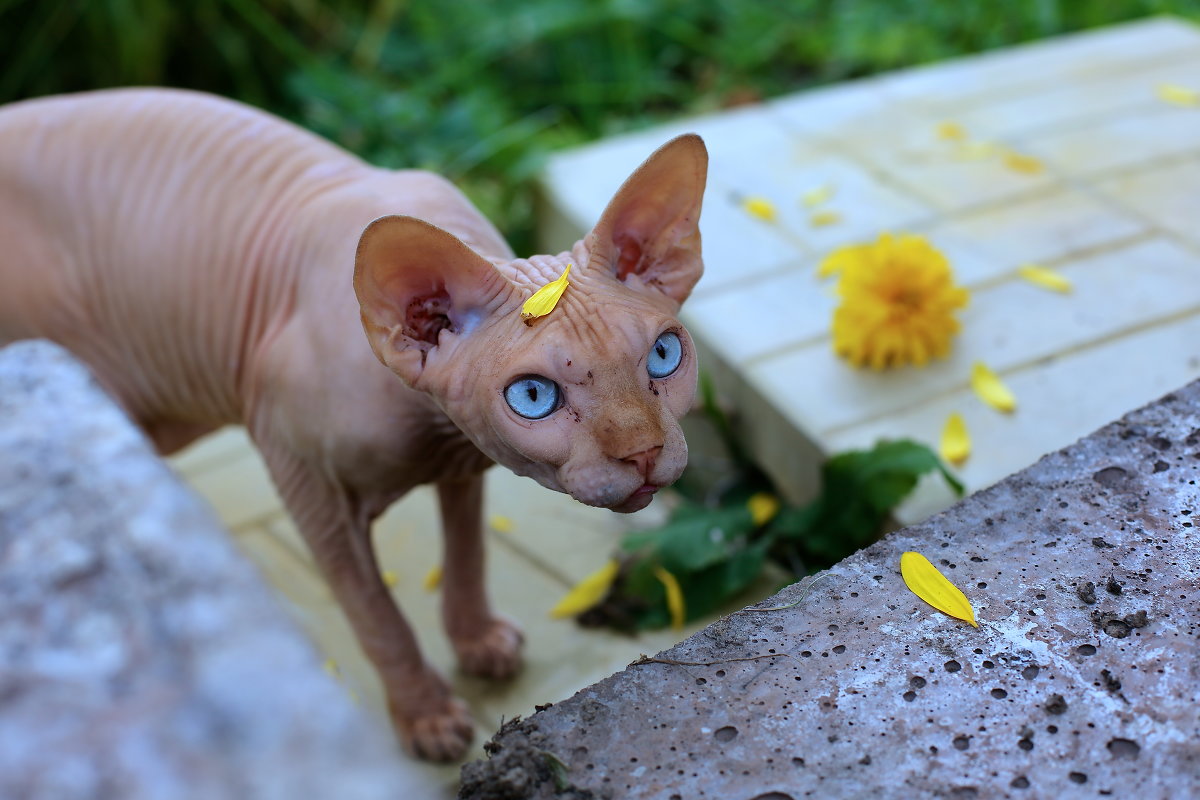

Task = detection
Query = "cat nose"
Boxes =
[621,445,662,479]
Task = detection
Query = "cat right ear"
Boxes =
[586,133,708,307]
[354,215,515,386]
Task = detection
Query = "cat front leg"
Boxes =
[257,444,475,761]
[437,473,524,679]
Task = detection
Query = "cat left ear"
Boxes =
[586,134,708,306]
[354,215,514,386]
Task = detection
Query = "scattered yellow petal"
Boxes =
[521,263,571,321]
[382,569,399,588]
[489,514,514,534]
[323,658,340,679]
[1157,83,1200,107]
[954,140,1000,161]
[423,565,443,592]
[937,122,968,141]
[742,196,777,222]
[971,362,1017,413]
[940,412,971,466]
[1002,150,1044,175]
[653,565,686,630]
[747,492,781,526]
[802,183,836,207]
[810,210,842,227]
[550,559,619,619]
[900,551,978,627]
[1017,263,1072,293]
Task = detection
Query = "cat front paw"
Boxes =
[453,617,524,680]
[392,693,476,763]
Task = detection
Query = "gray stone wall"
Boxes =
[0,341,412,799]
[462,380,1200,798]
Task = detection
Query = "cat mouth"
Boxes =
[610,484,659,513]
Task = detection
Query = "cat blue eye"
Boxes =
[504,376,560,419]
[647,331,683,379]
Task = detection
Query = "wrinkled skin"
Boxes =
[0,88,707,762]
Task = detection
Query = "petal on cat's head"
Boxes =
[586,134,708,307]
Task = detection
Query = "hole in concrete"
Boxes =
[991,688,1008,699]
[1068,772,1088,784]
[715,670,726,677]
[1022,665,1040,680]
[1075,644,1096,656]
[714,726,738,743]
[944,660,962,673]
[903,691,917,702]
[953,735,970,751]
[910,676,927,688]
[747,794,794,800]
[1018,738,1033,751]
[1011,776,1030,790]
[949,787,978,798]
[1093,466,1129,489]
[832,645,846,654]
[1107,738,1141,759]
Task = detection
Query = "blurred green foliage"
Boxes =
[3,1,1199,250]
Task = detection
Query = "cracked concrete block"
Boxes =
[460,379,1200,799]
[0,341,415,799]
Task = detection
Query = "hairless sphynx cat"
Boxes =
[0,88,707,761]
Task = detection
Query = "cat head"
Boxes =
[354,134,707,512]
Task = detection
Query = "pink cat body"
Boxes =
[0,88,707,761]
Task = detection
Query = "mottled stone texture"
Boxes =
[462,381,1200,799]
[0,341,410,799]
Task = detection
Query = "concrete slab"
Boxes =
[460,378,1200,799]
[537,17,1200,528]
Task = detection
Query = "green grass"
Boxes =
[3,0,1199,251]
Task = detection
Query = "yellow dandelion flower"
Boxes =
[825,233,970,370]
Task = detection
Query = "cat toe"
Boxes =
[395,696,476,762]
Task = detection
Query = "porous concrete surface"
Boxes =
[461,380,1200,799]
[0,341,414,799]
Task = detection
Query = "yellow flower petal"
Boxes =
[802,183,836,207]
[423,565,443,592]
[742,196,777,222]
[971,362,1017,413]
[1157,83,1199,107]
[937,121,968,141]
[521,263,571,321]
[940,412,970,466]
[1017,263,1072,293]
[550,559,619,618]
[382,569,399,588]
[747,492,780,526]
[323,658,340,678]
[1002,150,1044,175]
[489,514,514,534]
[653,565,686,630]
[810,210,842,227]
[900,551,978,627]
